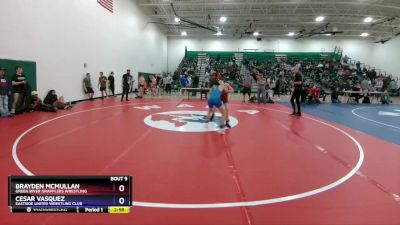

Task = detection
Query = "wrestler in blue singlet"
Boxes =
[208,85,223,108]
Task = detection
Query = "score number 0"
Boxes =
[118,184,126,205]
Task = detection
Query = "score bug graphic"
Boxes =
[8,176,132,213]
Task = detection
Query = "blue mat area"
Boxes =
[281,103,400,146]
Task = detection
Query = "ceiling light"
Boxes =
[325,33,332,36]
[315,16,325,22]
[363,17,373,23]
[216,31,223,36]
[219,16,227,22]
[253,32,260,36]
[181,31,187,36]
[360,32,369,37]
[288,32,295,36]
[174,17,180,23]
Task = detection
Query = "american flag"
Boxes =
[97,0,113,13]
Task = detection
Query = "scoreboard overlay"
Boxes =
[8,176,132,213]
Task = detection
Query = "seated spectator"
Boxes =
[375,78,383,91]
[301,85,309,103]
[44,90,72,110]
[351,84,362,104]
[308,85,321,103]
[31,91,57,112]
[31,91,42,111]
[342,55,349,64]
[331,88,341,103]
[362,94,371,104]
[388,79,398,96]
[360,77,370,91]
[380,91,391,104]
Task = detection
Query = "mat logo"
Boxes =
[144,111,238,132]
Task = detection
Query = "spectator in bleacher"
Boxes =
[362,67,368,75]
[369,69,377,81]
[374,78,383,91]
[356,61,362,75]
[0,67,11,117]
[108,72,115,96]
[290,71,302,116]
[242,73,252,102]
[83,73,94,100]
[211,72,222,80]
[256,74,267,104]
[388,79,398,96]
[360,77,370,91]
[382,76,391,91]
[397,77,400,90]
[205,70,210,82]
[342,55,349,64]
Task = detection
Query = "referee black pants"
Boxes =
[121,85,129,101]
[290,90,301,114]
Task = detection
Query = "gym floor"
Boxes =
[1,96,399,225]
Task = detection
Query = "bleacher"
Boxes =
[176,50,341,92]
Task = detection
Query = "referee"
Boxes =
[290,68,303,117]
[121,69,131,102]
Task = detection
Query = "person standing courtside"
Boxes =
[163,73,172,95]
[11,66,29,115]
[108,72,115,96]
[98,72,108,99]
[256,73,267,104]
[0,67,11,117]
[242,73,252,102]
[128,69,135,95]
[83,73,94,100]
[290,68,303,117]
[121,69,131,102]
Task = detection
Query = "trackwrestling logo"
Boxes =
[144,111,239,132]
